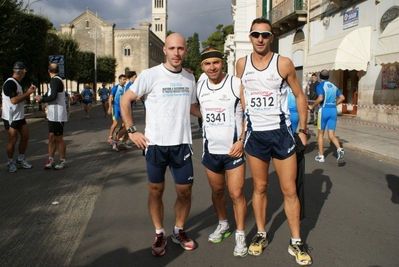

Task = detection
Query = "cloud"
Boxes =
[29,0,232,41]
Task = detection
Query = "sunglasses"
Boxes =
[250,31,273,39]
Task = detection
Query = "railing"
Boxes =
[265,0,305,24]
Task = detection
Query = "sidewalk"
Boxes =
[307,115,399,165]
[2,105,399,165]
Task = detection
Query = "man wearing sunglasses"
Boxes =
[236,18,312,266]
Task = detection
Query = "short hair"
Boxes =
[311,73,317,77]
[48,63,59,74]
[127,71,137,78]
[319,69,330,80]
[118,74,126,79]
[250,17,274,35]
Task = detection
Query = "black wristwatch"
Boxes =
[127,125,137,134]
[298,128,308,135]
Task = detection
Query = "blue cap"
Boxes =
[13,62,26,70]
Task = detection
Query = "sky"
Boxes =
[26,0,234,42]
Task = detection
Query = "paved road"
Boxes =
[1,103,398,267]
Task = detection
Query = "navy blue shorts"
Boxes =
[245,127,296,161]
[145,144,194,185]
[3,118,26,130]
[202,150,245,173]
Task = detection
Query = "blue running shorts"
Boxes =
[145,144,194,185]
[202,150,245,173]
[245,127,296,161]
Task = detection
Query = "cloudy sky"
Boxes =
[26,0,233,42]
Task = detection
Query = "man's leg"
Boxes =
[55,135,66,160]
[273,154,300,239]
[17,124,30,155]
[6,127,18,159]
[206,168,228,221]
[174,183,193,228]
[226,164,246,232]
[247,154,269,233]
[148,181,165,230]
[48,133,56,158]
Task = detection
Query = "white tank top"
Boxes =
[197,74,243,154]
[241,53,291,131]
[46,76,67,122]
[1,78,25,122]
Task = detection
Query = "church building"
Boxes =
[59,0,167,85]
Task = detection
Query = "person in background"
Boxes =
[307,73,319,125]
[99,83,110,118]
[308,69,345,164]
[34,63,68,170]
[287,85,299,133]
[2,62,36,173]
[82,83,94,118]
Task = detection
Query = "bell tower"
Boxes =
[152,0,167,43]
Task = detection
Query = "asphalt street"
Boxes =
[1,103,398,267]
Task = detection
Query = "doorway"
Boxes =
[342,70,358,115]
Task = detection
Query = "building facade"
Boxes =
[59,1,167,89]
[227,0,399,126]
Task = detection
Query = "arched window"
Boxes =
[123,44,132,56]
[293,29,305,43]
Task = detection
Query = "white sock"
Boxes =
[17,154,25,161]
[291,238,301,245]
[174,226,183,234]
[155,228,165,235]
[219,219,229,227]
[236,230,245,236]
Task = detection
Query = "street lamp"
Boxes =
[27,0,48,13]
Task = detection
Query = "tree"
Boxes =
[183,33,201,79]
[58,34,79,82]
[75,51,95,92]
[202,24,234,52]
[97,56,116,85]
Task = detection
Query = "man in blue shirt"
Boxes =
[308,69,345,164]
[82,84,94,118]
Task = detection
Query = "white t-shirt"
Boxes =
[197,74,243,154]
[129,64,197,146]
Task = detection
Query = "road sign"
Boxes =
[49,55,65,78]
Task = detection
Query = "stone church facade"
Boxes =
[59,0,168,87]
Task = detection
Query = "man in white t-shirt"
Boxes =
[121,33,201,257]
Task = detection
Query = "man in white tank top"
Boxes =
[34,63,68,170]
[2,62,36,173]
[197,48,248,257]
[236,18,312,265]
[120,33,202,257]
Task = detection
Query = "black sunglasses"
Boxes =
[250,31,273,39]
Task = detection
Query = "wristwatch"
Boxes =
[127,125,137,134]
[298,128,309,135]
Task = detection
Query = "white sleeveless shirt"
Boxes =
[197,74,243,154]
[241,53,291,131]
[1,78,25,122]
[46,76,67,122]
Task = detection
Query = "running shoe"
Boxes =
[7,161,17,173]
[45,159,55,169]
[151,232,167,256]
[54,160,67,170]
[208,224,231,243]
[171,229,196,250]
[86,115,90,119]
[107,136,113,144]
[337,148,345,164]
[112,141,119,152]
[288,240,312,266]
[233,234,248,257]
[248,233,268,256]
[118,143,132,150]
[314,154,325,163]
[16,158,33,169]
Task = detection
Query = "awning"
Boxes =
[305,27,371,73]
[375,16,399,65]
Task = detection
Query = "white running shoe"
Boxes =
[233,234,248,257]
[7,161,17,173]
[315,154,325,163]
[208,224,231,243]
[337,148,345,164]
[16,158,33,169]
